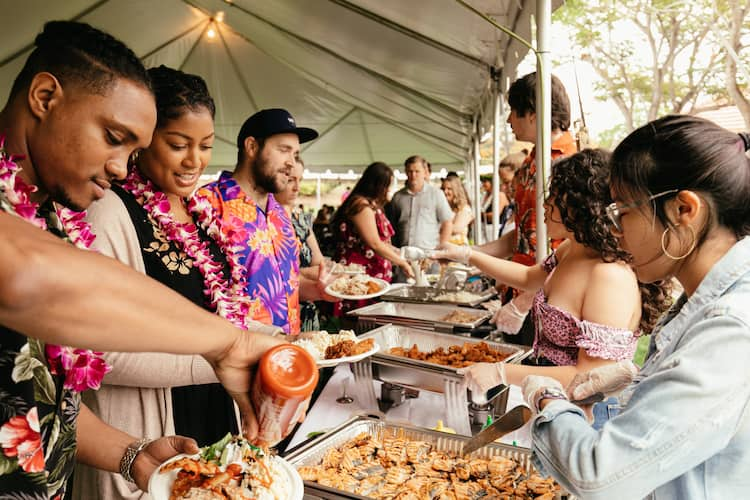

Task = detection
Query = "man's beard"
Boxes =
[251,156,287,194]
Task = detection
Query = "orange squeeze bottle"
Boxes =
[251,344,319,446]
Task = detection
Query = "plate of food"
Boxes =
[324,275,390,300]
[294,330,380,367]
[149,433,302,500]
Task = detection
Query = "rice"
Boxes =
[294,330,357,360]
[243,457,291,500]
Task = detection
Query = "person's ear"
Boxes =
[27,72,63,120]
[243,136,260,160]
[672,190,703,226]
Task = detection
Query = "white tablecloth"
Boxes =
[288,364,532,450]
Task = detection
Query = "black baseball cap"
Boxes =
[236,108,318,149]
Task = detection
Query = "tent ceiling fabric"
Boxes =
[0,0,560,174]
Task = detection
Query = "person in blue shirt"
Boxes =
[522,115,750,499]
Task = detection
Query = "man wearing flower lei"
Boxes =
[197,108,336,336]
[73,66,285,500]
[0,21,284,498]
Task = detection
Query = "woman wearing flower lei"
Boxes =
[0,21,284,499]
[73,66,281,500]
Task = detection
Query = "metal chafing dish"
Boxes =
[284,416,567,499]
[381,284,496,308]
[347,302,492,334]
[350,325,528,435]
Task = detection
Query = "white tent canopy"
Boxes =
[0,0,560,174]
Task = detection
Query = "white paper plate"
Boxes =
[325,277,390,300]
[316,342,380,367]
[148,453,303,500]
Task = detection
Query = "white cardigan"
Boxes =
[72,189,279,500]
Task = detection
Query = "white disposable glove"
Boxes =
[492,290,535,334]
[566,360,638,403]
[521,375,567,413]
[456,362,506,404]
[492,300,527,334]
[400,246,427,260]
[432,242,471,265]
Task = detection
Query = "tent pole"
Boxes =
[501,78,512,175]
[316,175,322,210]
[491,68,501,240]
[535,0,551,263]
[473,120,483,244]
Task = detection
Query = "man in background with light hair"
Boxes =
[387,155,453,281]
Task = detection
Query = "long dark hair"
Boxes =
[611,114,750,242]
[10,20,151,98]
[331,161,393,227]
[548,148,672,333]
[147,65,215,129]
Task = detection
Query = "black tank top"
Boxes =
[112,185,238,445]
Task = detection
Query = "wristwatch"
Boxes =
[534,387,568,412]
[119,438,152,483]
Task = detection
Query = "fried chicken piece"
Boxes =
[388,341,511,368]
[325,338,375,359]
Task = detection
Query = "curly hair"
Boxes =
[547,149,624,262]
[147,65,215,129]
[10,21,151,98]
[548,149,672,333]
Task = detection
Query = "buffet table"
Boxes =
[288,363,532,451]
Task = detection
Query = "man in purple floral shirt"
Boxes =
[198,109,328,335]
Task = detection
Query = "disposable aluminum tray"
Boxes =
[284,416,558,500]
[357,324,525,393]
[381,285,496,307]
[347,302,491,330]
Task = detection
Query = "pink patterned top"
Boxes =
[531,253,640,366]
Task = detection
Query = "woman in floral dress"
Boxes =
[331,162,413,315]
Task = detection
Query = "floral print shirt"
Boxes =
[197,172,301,334]
[512,131,576,267]
[0,198,81,499]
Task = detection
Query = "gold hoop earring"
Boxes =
[661,224,697,260]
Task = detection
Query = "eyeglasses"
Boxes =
[606,189,678,233]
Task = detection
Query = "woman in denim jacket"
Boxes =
[523,115,750,499]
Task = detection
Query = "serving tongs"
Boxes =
[461,405,532,456]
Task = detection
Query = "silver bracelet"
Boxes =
[119,437,152,483]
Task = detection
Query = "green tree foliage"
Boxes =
[554,0,750,134]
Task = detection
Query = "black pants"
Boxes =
[502,312,535,347]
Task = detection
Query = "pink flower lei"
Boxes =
[122,168,252,329]
[0,136,111,393]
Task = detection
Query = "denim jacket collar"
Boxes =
[653,236,750,352]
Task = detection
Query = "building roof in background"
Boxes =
[695,105,747,132]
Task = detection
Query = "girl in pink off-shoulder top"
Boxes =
[531,252,639,366]
[436,149,672,392]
